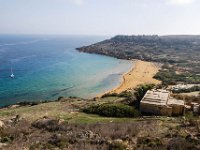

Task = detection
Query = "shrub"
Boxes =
[172,86,200,94]
[0,135,14,143]
[101,93,119,98]
[167,137,198,150]
[83,103,140,117]
[109,141,127,150]
[118,91,133,98]
[57,96,64,101]
[48,134,68,149]
[69,96,77,99]
[32,118,60,132]
[137,137,163,148]
[134,84,155,101]
[102,91,134,99]
[17,101,39,106]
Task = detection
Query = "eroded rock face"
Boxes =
[0,143,7,149]
[0,120,5,129]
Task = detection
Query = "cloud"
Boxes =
[168,0,195,5]
[56,0,85,5]
[70,0,85,5]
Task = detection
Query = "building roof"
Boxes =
[167,98,184,106]
[141,89,170,106]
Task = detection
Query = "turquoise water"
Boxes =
[0,35,133,107]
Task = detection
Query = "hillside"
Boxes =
[77,35,200,74]
[1,97,200,150]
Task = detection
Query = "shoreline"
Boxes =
[98,60,161,97]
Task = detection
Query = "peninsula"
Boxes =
[77,35,200,74]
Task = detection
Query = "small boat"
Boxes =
[10,67,15,78]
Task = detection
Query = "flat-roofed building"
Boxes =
[140,89,185,116]
[167,98,185,116]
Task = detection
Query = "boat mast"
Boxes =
[10,66,15,78]
[11,67,13,74]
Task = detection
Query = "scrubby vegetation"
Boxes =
[101,91,133,99]
[101,84,155,110]
[0,101,51,109]
[1,96,200,149]
[83,103,140,117]
[172,86,200,94]
[173,94,200,104]
[1,112,200,149]
[124,84,155,109]
[101,93,119,98]
[154,66,200,85]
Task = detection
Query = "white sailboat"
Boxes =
[10,67,15,78]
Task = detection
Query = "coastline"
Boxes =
[98,60,161,97]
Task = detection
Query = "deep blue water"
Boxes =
[0,35,132,107]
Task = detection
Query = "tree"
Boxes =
[133,84,155,109]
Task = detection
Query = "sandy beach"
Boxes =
[101,60,161,96]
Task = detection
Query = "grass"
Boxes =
[0,101,73,121]
[0,97,184,125]
[0,111,14,116]
[65,113,140,124]
[0,99,136,124]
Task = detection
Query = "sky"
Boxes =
[0,0,200,35]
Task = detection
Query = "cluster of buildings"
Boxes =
[140,89,199,116]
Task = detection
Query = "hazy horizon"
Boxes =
[0,0,200,35]
[1,33,200,37]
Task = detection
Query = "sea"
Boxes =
[0,35,133,107]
